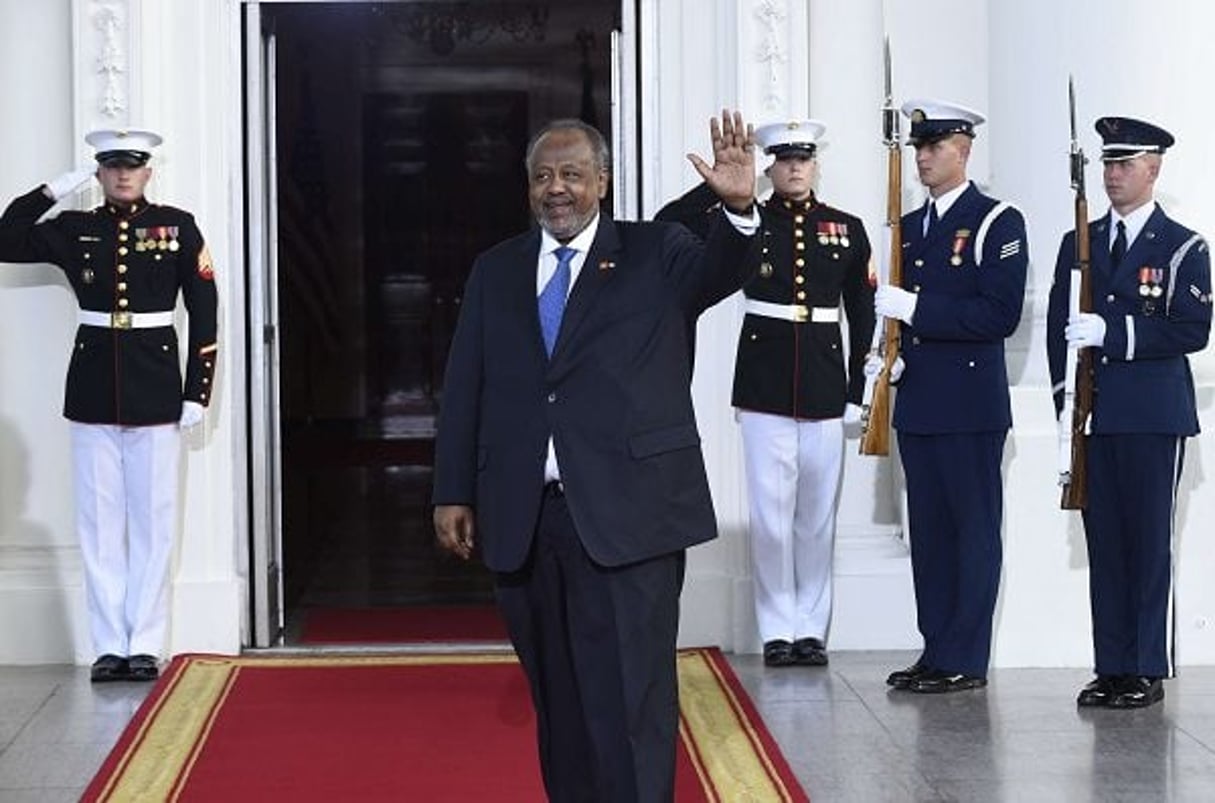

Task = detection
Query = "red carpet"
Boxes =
[83,648,807,802]
[298,605,509,644]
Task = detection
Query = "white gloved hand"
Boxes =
[875,285,919,324]
[842,403,863,425]
[178,401,205,430]
[864,353,905,383]
[1065,312,1106,348]
[44,167,96,201]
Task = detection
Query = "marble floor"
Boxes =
[4,649,1215,802]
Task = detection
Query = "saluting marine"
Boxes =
[1047,117,1212,709]
[657,119,875,668]
[0,129,218,683]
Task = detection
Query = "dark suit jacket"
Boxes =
[432,212,756,571]
[1047,206,1211,434]
[893,183,1028,434]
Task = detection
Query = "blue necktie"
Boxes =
[924,201,939,237]
[539,246,575,356]
[1111,220,1127,266]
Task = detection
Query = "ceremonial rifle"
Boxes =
[859,37,902,456]
[1058,76,1093,509]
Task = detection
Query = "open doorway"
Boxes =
[253,1,625,644]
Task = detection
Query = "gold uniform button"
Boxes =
[118,233,128,242]
[117,265,128,274]
[162,345,170,351]
[1106,294,1116,303]
[914,259,924,267]
[794,215,804,224]
[119,221,129,230]
[118,247,129,256]
[795,229,804,238]
[118,298,129,309]
[117,282,127,292]
[795,258,805,268]
[796,291,806,301]
[796,242,805,251]
[795,275,805,285]
[913,285,922,292]
[203,378,210,385]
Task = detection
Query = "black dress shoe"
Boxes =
[1077,675,1120,707]
[127,654,160,682]
[90,654,129,683]
[907,670,987,694]
[763,640,796,667]
[792,638,828,666]
[886,661,930,689]
[1108,676,1163,709]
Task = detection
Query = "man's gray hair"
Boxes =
[525,119,612,173]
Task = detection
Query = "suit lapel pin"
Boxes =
[598,259,615,271]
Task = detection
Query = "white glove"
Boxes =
[842,403,863,425]
[864,353,905,383]
[44,167,96,201]
[1065,313,1106,348]
[875,285,918,324]
[178,401,205,430]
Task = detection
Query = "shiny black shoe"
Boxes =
[792,638,828,666]
[1108,676,1163,709]
[763,639,796,667]
[127,654,161,682]
[907,670,987,694]
[886,661,930,689]
[90,654,129,683]
[1076,675,1120,708]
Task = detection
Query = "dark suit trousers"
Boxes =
[1083,434,1183,679]
[495,485,685,803]
[898,431,1006,677]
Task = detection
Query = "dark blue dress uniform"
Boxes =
[0,187,218,422]
[1047,117,1212,688]
[895,179,1029,679]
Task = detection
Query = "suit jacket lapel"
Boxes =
[549,218,621,361]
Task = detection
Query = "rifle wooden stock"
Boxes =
[859,143,903,456]
[1060,194,1093,509]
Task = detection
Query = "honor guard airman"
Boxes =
[1047,116,1211,709]
[873,99,1029,693]
[0,128,218,683]
[657,119,876,668]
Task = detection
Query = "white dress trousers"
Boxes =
[738,410,843,644]
[71,422,180,658]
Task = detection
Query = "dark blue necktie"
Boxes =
[1111,220,1127,266]
[539,246,575,356]
[925,201,939,237]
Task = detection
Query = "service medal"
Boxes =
[950,229,971,267]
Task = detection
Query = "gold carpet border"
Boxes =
[676,649,797,802]
[96,650,794,802]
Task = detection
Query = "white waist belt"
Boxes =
[78,310,175,330]
[744,299,840,323]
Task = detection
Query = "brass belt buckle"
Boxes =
[792,304,809,323]
[112,311,133,329]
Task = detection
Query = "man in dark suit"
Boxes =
[874,99,1029,694]
[0,129,218,683]
[1048,117,1211,709]
[432,111,758,802]
[655,119,875,669]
